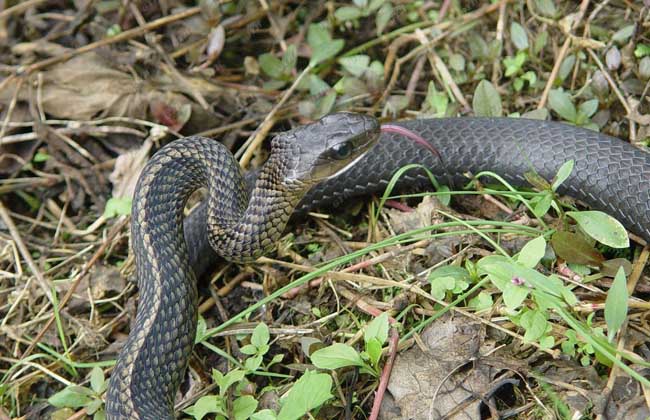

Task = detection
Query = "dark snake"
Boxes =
[106,113,650,419]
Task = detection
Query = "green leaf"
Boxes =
[479,255,574,307]
[184,395,225,420]
[521,71,537,85]
[93,408,106,420]
[517,236,546,268]
[89,367,105,394]
[423,81,448,116]
[548,90,576,122]
[277,371,333,420]
[315,91,337,118]
[566,211,629,248]
[635,43,650,58]
[469,33,489,58]
[251,410,277,420]
[245,354,263,371]
[195,315,207,343]
[375,2,393,35]
[234,396,258,420]
[531,192,553,218]
[268,353,285,367]
[449,54,465,72]
[85,398,103,415]
[605,267,629,342]
[468,291,493,311]
[366,337,383,368]
[551,160,574,191]
[48,386,94,408]
[502,281,530,311]
[558,55,576,81]
[307,24,329,48]
[561,330,577,356]
[550,231,605,266]
[259,53,284,79]
[240,344,257,355]
[103,197,132,218]
[281,45,297,73]
[251,322,270,348]
[477,257,530,310]
[212,369,246,395]
[510,22,529,50]
[503,51,527,77]
[538,335,555,349]
[307,75,330,96]
[364,312,389,345]
[429,274,455,300]
[339,55,370,78]
[33,151,50,162]
[520,309,548,342]
[472,80,502,117]
[578,99,599,118]
[311,343,364,369]
[334,76,367,96]
[428,265,471,299]
[533,31,548,55]
[534,0,556,16]
[612,24,635,43]
[334,6,362,21]
[308,25,344,66]
[522,108,549,120]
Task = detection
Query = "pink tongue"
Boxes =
[380,124,442,162]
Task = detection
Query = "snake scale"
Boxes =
[106,113,650,419]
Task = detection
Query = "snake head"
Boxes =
[272,112,380,186]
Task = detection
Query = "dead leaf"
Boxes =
[109,139,152,199]
[386,196,443,234]
[0,104,38,175]
[380,315,498,419]
[550,231,605,266]
[0,52,203,123]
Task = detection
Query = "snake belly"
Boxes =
[108,117,650,419]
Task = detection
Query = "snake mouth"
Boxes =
[381,124,443,163]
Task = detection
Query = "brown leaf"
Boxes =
[386,196,442,234]
[600,258,632,277]
[109,139,152,199]
[550,231,604,266]
[0,53,200,122]
[0,105,38,175]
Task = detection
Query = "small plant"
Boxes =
[48,367,107,420]
[428,265,472,301]
[186,323,335,420]
[310,312,390,375]
[333,0,393,35]
[548,89,599,130]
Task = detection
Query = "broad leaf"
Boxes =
[311,343,364,369]
[472,80,502,117]
[605,267,628,341]
[277,371,333,420]
[566,211,629,248]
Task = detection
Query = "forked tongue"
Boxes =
[380,124,442,162]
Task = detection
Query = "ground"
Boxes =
[1,1,650,419]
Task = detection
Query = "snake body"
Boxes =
[106,115,650,419]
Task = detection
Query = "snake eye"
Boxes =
[331,141,353,159]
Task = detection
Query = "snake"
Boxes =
[105,112,650,419]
